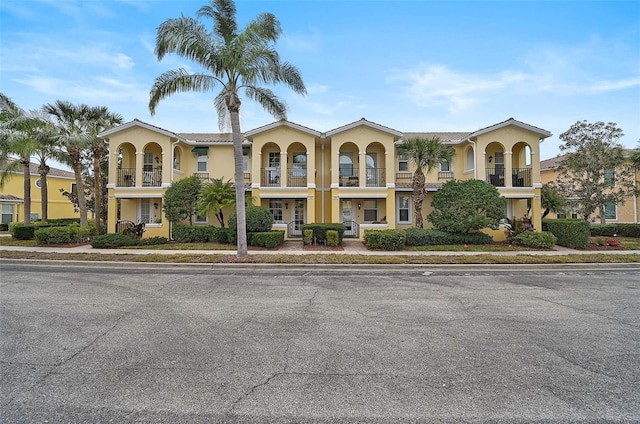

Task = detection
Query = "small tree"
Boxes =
[541,183,567,219]
[556,121,634,223]
[163,176,202,224]
[428,179,505,233]
[197,177,235,227]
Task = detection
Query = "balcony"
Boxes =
[395,172,412,188]
[512,168,532,187]
[365,168,385,187]
[117,168,136,187]
[339,168,359,187]
[261,168,281,187]
[438,171,454,181]
[287,168,307,187]
[142,168,162,187]
[193,172,209,181]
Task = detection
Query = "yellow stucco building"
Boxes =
[0,161,79,224]
[99,117,551,240]
[540,152,640,223]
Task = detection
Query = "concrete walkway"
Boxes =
[1,238,639,256]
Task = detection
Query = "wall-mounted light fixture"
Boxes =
[285,202,288,210]
[154,202,158,210]
[155,156,160,164]
[488,156,493,163]
[358,203,361,210]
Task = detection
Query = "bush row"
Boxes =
[250,231,285,248]
[404,228,493,246]
[363,229,406,250]
[590,223,640,238]
[35,226,93,245]
[91,233,168,248]
[172,225,230,243]
[546,219,590,249]
[512,232,557,249]
[301,223,346,244]
[11,221,98,241]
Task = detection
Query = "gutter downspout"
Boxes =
[321,140,325,223]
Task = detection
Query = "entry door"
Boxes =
[293,199,305,233]
[341,200,354,230]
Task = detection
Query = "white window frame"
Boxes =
[173,147,181,170]
[269,199,283,223]
[2,204,13,224]
[197,154,207,172]
[363,199,378,223]
[398,153,409,172]
[440,159,451,172]
[397,194,411,224]
[604,203,617,220]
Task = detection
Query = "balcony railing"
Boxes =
[339,168,360,187]
[142,168,162,187]
[486,168,505,187]
[395,172,413,188]
[244,172,251,189]
[261,168,281,187]
[193,172,209,181]
[117,168,136,187]
[365,168,385,187]
[438,171,454,180]
[512,168,532,187]
[286,168,307,187]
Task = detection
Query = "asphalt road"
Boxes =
[1,263,639,423]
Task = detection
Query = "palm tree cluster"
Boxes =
[0,93,122,230]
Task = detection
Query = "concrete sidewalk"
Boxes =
[1,238,639,256]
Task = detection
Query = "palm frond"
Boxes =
[155,16,214,67]
[244,87,286,119]
[149,69,222,115]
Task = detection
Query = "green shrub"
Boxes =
[301,223,346,244]
[35,226,75,244]
[0,223,9,231]
[91,233,138,248]
[45,218,81,226]
[173,225,228,243]
[12,224,36,240]
[405,228,493,245]
[139,236,169,246]
[303,229,313,245]
[326,230,339,247]
[364,229,406,250]
[546,219,590,249]
[591,224,640,238]
[228,206,275,243]
[250,231,284,248]
[513,231,557,248]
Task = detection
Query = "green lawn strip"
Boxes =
[1,250,639,264]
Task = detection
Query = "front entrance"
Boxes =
[341,199,358,238]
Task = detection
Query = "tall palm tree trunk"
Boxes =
[93,150,103,231]
[228,97,248,258]
[38,164,50,221]
[71,151,88,227]
[413,169,426,229]
[21,158,31,224]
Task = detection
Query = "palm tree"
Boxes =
[197,177,235,227]
[397,136,455,228]
[43,100,93,227]
[29,111,58,222]
[0,94,46,224]
[85,106,123,232]
[149,0,306,257]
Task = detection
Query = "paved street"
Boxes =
[1,262,639,423]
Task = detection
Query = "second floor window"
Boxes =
[340,152,354,176]
[398,195,411,223]
[197,154,207,172]
[440,159,450,172]
[173,147,181,170]
[398,154,408,172]
[604,169,615,188]
[604,203,617,220]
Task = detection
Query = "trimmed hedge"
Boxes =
[301,223,346,244]
[326,230,339,247]
[91,233,168,248]
[364,229,406,251]
[546,219,590,249]
[11,224,36,240]
[590,223,640,238]
[35,226,92,245]
[250,231,284,248]
[405,228,493,246]
[303,229,313,246]
[512,232,557,249]
[0,223,9,231]
[173,225,230,243]
[45,218,81,226]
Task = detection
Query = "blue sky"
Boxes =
[1,0,639,163]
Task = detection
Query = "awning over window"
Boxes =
[192,146,208,154]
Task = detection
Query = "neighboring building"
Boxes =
[99,117,551,240]
[0,161,79,224]
[540,151,640,223]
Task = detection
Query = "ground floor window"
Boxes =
[397,195,411,223]
[363,199,378,222]
[194,212,208,223]
[2,204,13,224]
[269,200,283,223]
[604,203,617,220]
